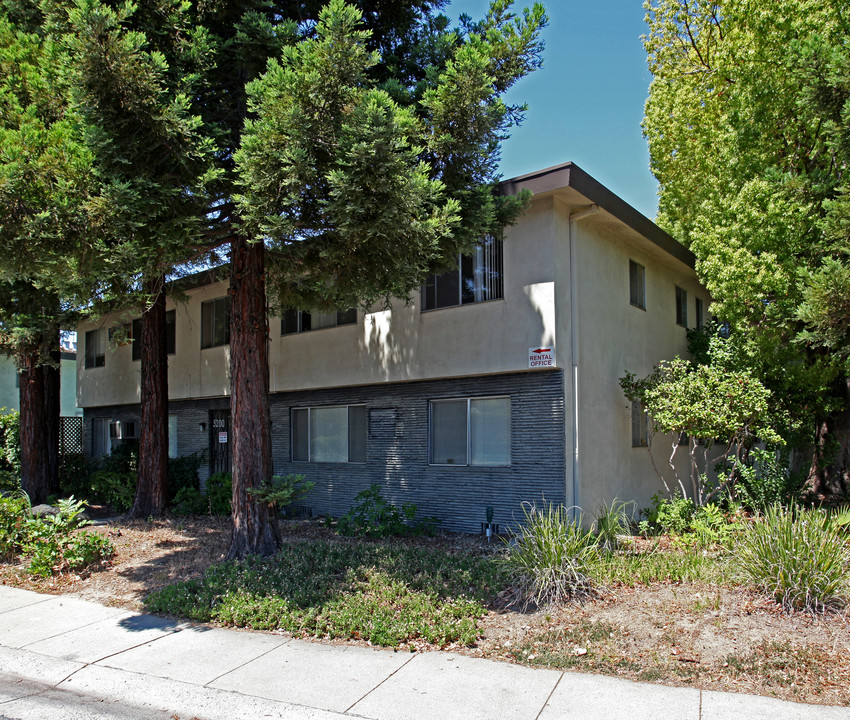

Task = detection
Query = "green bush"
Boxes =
[58,452,88,498]
[0,493,30,559]
[87,470,135,513]
[644,493,696,535]
[593,498,635,550]
[736,448,804,511]
[736,504,850,612]
[248,474,314,515]
[167,452,205,501]
[1,496,115,578]
[336,484,437,537]
[172,486,208,516]
[0,410,20,475]
[501,502,598,607]
[206,472,232,515]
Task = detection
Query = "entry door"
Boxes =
[209,409,232,474]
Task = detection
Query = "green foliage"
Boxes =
[336,484,437,538]
[0,495,114,577]
[593,498,635,550]
[167,451,204,501]
[644,493,696,536]
[206,472,232,516]
[87,470,134,513]
[144,538,502,647]
[0,493,29,559]
[0,410,20,478]
[58,452,88,498]
[736,448,805,511]
[501,503,598,607]
[641,494,740,550]
[247,474,314,515]
[643,0,850,470]
[736,504,850,612]
[172,486,207,516]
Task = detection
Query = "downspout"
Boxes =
[568,204,598,516]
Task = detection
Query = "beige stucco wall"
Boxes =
[77,194,563,408]
[570,212,706,516]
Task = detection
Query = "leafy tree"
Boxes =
[621,333,781,504]
[643,0,850,495]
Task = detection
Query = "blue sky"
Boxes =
[446,0,658,219]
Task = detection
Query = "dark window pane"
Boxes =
[282,309,300,335]
[337,309,357,326]
[301,311,311,331]
[434,267,460,308]
[292,408,309,461]
[348,405,366,462]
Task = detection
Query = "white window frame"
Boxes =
[291,404,366,463]
[429,396,511,467]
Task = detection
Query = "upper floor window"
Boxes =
[629,260,646,310]
[695,297,704,329]
[281,308,356,335]
[132,310,176,361]
[85,329,106,368]
[201,297,230,348]
[422,236,503,311]
[676,286,688,327]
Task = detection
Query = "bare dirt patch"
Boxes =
[2,516,848,707]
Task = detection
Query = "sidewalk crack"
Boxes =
[534,671,563,720]
[343,651,417,714]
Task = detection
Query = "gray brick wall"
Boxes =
[84,369,566,533]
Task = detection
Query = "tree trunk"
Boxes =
[226,236,279,560]
[129,278,169,518]
[19,348,50,505]
[808,376,850,498]
[43,344,61,497]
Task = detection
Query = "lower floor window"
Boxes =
[168,415,178,459]
[92,417,110,457]
[430,397,510,466]
[292,405,366,462]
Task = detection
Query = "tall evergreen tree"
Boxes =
[0,7,91,503]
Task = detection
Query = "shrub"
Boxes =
[501,502,597,607]
[735,448,804,511]
[593,498,635,550]
[172,486,208,516]
[58,452,88,498]
[88,470,135,513]
[0,493,30,559]
[206,472,232,515]
[21,496,114,578]
[336,484,437,537]
[645,493,696,535]
[247,474,315,515]
[167,452,205,501]
[0,410,20,475]
[736,504,850,612]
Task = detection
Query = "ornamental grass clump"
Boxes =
[736,504,850,613]
[501,502,598,608]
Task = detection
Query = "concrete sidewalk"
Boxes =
[0,586,846,720]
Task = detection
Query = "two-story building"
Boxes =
[77,162,706,532]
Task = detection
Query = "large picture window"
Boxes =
[85,329,106,369]
[422,236,503,310]
[430,397,510,466]
[132,310,176,361]
[201,298,230,348]
[292,405,366,463]
[281,309,356,335]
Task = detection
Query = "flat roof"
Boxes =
[499,162,695,269]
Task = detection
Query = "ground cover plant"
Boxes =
[0,494,113,577]
[144,537,504,647]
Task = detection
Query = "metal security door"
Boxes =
[209,409,232,475]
